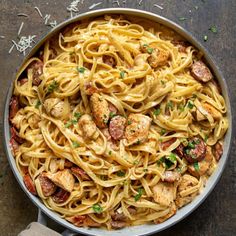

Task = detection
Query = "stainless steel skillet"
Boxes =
[3,8,232,236]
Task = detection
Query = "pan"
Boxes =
[3,8,232,236]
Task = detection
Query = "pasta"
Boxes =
[9,15,228,229]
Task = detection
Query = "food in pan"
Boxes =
[9,15,228,229]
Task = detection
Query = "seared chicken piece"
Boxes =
[163,171,181,183]
[90,93,110,128]
[45,169,75,193]
[134,54,149,67]
[44,98,69,119]
[196,103,222,121]
[152,182,176,207]
[175,174,199,208]
[125,114,151,145]
[78,114,98,140]
[140,43,170,68]
[148,48,170,68]
[188,146,213,177]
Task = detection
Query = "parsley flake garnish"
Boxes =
[77,67,86,73]
[117,170,125,177]
[147,47,154,54]
[109,112,116,119]
[167,101,174,110]
[134,188,143,201]
[47,80,58,93]
[187,101,194,109]
[92,203,103,214]
[120,71,125,79]
[160,129,166,135]
[35,100,41,109]
[209,26,217,33]
[127,120,132,125]
[74,112,82,119]
[153,108,161,116]
[179,17,187,21]
[72,141,80,148]
[194,162,200,171]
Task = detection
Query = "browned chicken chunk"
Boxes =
[45,169,75,193]
[125,114,151,146]
[90,93,110,128]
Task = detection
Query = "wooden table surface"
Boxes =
[0,0,235,235]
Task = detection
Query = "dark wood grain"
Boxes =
[0,0,235,235]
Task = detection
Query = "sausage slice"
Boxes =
[52,188,70,203]
[191,60,213,82]
[28,60,44,86]
[212,142,223,161]
[38,173,57,197]
[23,174,37,195]
[109,115,126,140]
[176,137,206,163]
[9,96,19,120]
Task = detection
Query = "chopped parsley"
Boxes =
[147,47,154,54]
[108,150,112,155]
[127,120,132,125]
[103,114,109,124]
[164,159,174,169]
[77,67,86,73]
[157,157,165,166]
[133,160,139,165]
[72,141,80,148]
[134,188,143,201]
[35,100,41,109]
[179,17,187,21]
[65,113,82,128]
[47,80,59,93]
[167,101,174,110]
[135,140,141,145]
[92,203,103,214]
[204,135,208,142]
[168,153,177,163]
[188,141,195,149]
[120,71,125,79]
[143,44,148,47]
[193,162,200,171]
[187,101,194,109]
[153,108,161,116]
[209,26,217,33]
[144,168,148,172]
[74,112,82,119]
[161,80,165,85]
[109,112,116,118]
[160,129,166,135]
[178,104,185,112]
[203,35,208,41]
[117,170,125,177]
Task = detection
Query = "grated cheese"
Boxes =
[88,2,102,10]
[44,14,51,25]
[138,0,143,6]
[49,20,57,28]
[34,6,43,18]
[17,13,29,17]
[10,35,36,55]
[154,3,164,10]
[67,0,80,18]
[112,0,120,6]
[17,22,24,36]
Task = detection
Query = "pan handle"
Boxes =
[37,209,77,236]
